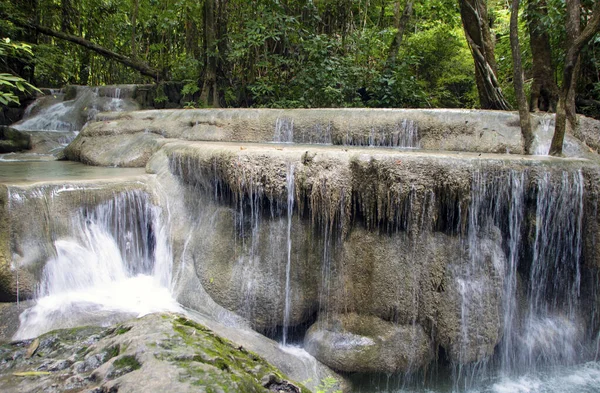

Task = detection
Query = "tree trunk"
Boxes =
[6,15,161,80]
[10,0,38,83]
[131,0,139,58]
[549,1,600,156]
[385,0,413,71]
[200,0,218,106]
[565,0,581,134]
[61,0,74,34]
[459,0,510,110]
[201,0,227,107]
[526,0,558,112]
[510,0,533,154]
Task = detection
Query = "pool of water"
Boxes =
[0,161,146,184]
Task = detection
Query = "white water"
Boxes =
[13,86,137,133]
[274,117,294,143]
[282,163,295,345]
[14,191,180,340]
[532,115,554,156]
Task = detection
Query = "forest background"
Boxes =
[0,0,599,130]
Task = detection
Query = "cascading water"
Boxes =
[344,119,420,148]
[14,190,180,340]
[282,163,295,346]
[523,170,584,369]
[533,115,554,155]
[5,86,139,162]
[449,167,588,390]
[274,117,294,143]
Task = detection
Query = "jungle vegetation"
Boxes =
[0,0,600,154]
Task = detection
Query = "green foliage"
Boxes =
[0,38,41,105]
[315,376,341,393]
[154,83,168,104]
[2,0,596,113]
[112,355,141,371]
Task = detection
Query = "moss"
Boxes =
[114,325,132,335]
[104,344,120,361]
[170,316,311,393]
[113,355,141,371]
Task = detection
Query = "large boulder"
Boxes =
[0,126,31,153]
[305,313,433,373]
[0,313,316,393]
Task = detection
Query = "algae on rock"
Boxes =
[0,313,312,393]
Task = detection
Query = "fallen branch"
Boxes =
[6,16,162,81]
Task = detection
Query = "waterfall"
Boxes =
[343,119,419,148]
[274,117,294,143]
[533,115,554,156]
[13,86,138,133]
[14,190,179,340]
[500,171,525,374]
[522,170,584,369]
[449,167,587,389]
[282,163,295,345]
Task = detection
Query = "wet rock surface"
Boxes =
[65,108,600,168]
[0,313,311,393]
[0,126,31,153]
[305,313,433,373]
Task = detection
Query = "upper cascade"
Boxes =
[2,85,140,162]
[13,85,139,133]
[64,108,600,168]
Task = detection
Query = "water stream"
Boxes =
[282,163,295,346]
[13,189,180,340]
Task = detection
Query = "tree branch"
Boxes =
[6,15,161,81]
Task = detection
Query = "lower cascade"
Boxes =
[13,190,180,340]
[2,104,600,392]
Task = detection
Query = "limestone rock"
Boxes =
[305,313,433,373]
[0,126,31,153]
[0,313,315,393]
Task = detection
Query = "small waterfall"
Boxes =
[14,99,75,132]
[533,115,554,155]
[274,117,294,143]
[14,190,179,340]
[13,86,138,133]
[451,167,587,388]
[343,119,420,148]
[500,171,525,374]
[523,170,584,368]
[282,163,295,345]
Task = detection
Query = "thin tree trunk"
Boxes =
[200,0,218,106]
[549,1,600,156]
[459,0,510,110]
[510,0,533,154]
[131,0,138,58]
[565,0,581,133]
[7,16,161,80]
[385,0,413,71]
[526,0,558,112]
[61,0,74,33]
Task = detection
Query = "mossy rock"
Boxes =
[0,313,311,393]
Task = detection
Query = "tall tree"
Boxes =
[510,0,533,154]
[200,0,225,107]
[526,0,558,112]
[549,1,600,156]
[458,0,510,110]
[131,0,138,58]
[385,0,414,71]
[564,0,581,134]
